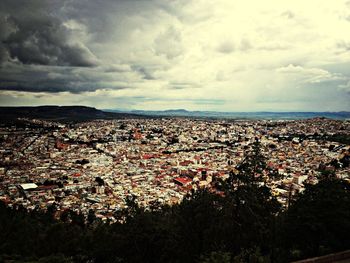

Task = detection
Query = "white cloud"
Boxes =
[276,64,345,83]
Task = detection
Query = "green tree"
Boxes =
[279,178,350,261]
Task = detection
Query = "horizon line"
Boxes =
[0,105,350,113]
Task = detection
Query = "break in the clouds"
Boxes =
[0,0,350,111]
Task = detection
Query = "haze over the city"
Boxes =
[1,0,350,111]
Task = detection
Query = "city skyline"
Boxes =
[1,0,350,111]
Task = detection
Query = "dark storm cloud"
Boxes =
[0,81,127,93]
[0,62,131,93]
[0,0,98,67]
[61,0,166,40]
[0,71,100,93]
[0,0,164,94]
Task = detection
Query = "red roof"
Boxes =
[174,177,192,185]
[143,154,154,159]
[216,171,225,177]
[179,160,193,166]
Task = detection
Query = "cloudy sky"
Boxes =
[0,0,350,111]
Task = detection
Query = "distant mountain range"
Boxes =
[0,106,145,123]
[1,106,349,123]
[107,109,350,120]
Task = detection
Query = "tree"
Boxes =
[87,209,97,225]
[199,251,232,263]
[279,178,350,261]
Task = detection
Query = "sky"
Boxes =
[0,0,350,111]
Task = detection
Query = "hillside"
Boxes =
[0,106,145,123]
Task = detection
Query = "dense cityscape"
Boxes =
[1,117,349,223]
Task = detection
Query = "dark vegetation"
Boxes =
[0,106,146,123]
[273,133,350,146]
[324,134,350,145]
[0,144,349,262]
